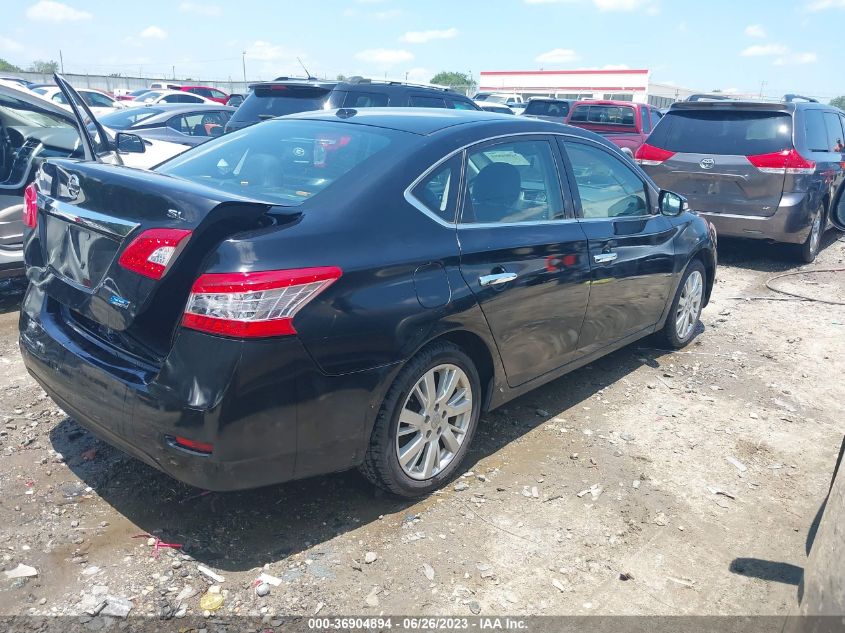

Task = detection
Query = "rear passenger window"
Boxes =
[451,100,476,110]
[462,140,565,224]
[343,92,389,107]
[410,95,448,108]
[565,141,649,219]
[641,108,651,133]
[805,110,829,152]
[823,112,844,152]
[410,155,461,223]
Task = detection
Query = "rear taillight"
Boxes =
[746,149,816,175]
[172,436,213,454]
[118,228,192,280]
[634,143,675,166]
[23,183,38,229]
[182,267,342,338]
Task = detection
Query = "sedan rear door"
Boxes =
[456,136,591,388]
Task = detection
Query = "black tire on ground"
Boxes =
[797,206,825,264]
[657,259,706,349]
[359,341,482,497]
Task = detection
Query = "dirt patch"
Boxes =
[0,234,843,619]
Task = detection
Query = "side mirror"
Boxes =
[116,132,145,154]
[658,190,687,216]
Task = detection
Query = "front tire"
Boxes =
[658,260,706,349]
[360,342,481,497]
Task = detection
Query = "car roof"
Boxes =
[285,107,605,137]
[668,100,799,113]
[119,103,235,124]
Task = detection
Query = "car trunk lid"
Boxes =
[640,106,795,218]
[31,160,279,357]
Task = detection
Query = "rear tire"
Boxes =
[360,342,481,497]
[797,207,824,263]
[658,260,706,349]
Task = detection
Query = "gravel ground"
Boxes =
[0,233,843,623]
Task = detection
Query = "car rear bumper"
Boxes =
[0,244,25,278]
[19,284,391,491]
[696,191,814,244]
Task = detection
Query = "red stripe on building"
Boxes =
[480,69,649,76]
[478,86,643,91]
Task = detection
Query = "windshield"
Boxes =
[157,119,396,206]
[98,106,165,129]
[229,86,333,125]
[0,93,72,128]
[569,104,636,126]
[648,110,793,155]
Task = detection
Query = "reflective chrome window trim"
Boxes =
[403,131,656,229]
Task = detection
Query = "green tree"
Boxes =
[336,74,347,81]
[0,58,22,72]
[830,96,845,111]
[28,59,59,73]
[430,71,476,95]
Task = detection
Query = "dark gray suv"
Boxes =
[636,99,845,262]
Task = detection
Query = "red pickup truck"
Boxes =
[565,100,664,157]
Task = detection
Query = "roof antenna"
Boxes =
[297,57,314,80]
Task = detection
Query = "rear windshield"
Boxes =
[229,85,333,124]
[569,105,635,126]
[98,106,165,129]
[157,119,395,206]
[648,110,793,155]
[524,101,570,117]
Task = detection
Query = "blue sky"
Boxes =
[1,0,843,100]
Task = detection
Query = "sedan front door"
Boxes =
[560,138,676,355]
[457,137,591,387]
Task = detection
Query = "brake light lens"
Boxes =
[747,149,816,175]
[172,436,213,454]
[118,228,192,280]
[182,267,342,338]
[23,183,38,229]
[634,143,676,166]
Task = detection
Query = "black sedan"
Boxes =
[95,103,235,147]
[20,104,718,497]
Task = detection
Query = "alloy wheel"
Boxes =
[395,364,473,480]
[809,212,822,256]
[675,270,703,341]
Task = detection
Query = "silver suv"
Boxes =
[636,99,845,262]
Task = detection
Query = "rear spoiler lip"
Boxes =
[669,101,791,113]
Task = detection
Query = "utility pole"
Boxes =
[242,51,247,82]
[172,65,176,80]
[59,50,64,73]
[759,80,767,98]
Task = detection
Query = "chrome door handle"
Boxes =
[593,252,618,264]
[479,272,517,287]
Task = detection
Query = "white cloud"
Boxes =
[26,1,91,22]
[140,25,167,39]
[741,43,789,56]
[400,28,459,44]
[806,0,845,10]
[374,9,402,19]
[535,48,579,64]
[354,48,414,66]
[593,0,650,10]
[524,0,579,3]
[179,2,222,16]
[602,64,630,70]
[246,41,287,61]
[744,24,766,38]
[0,36,23,52]
[774,52,818,65]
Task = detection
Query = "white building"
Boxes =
[478,69,701,108]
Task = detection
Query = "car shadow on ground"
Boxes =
[716,231,842,274]
[48,331,694,573]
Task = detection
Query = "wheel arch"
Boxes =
[429,329,497,413]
